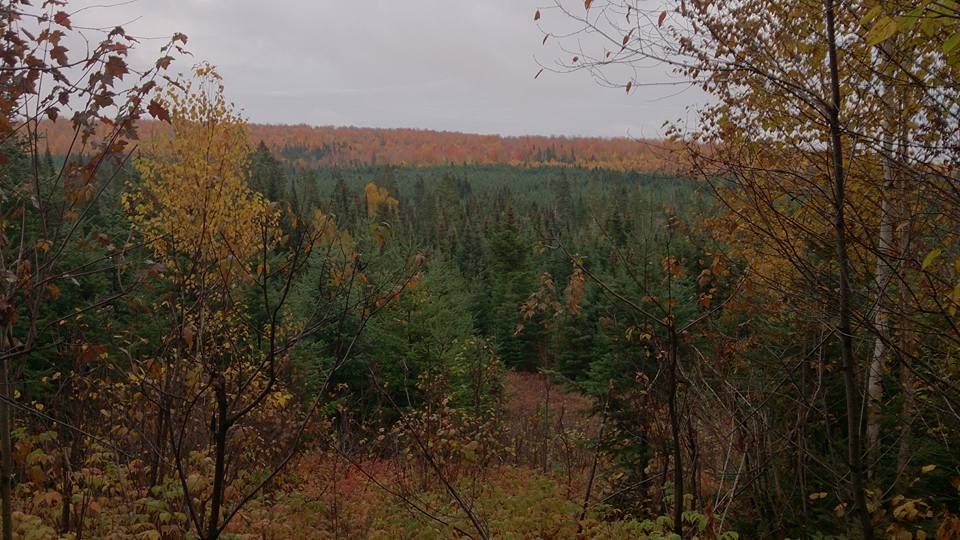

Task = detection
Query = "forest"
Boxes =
[0,0,959,539]
[38,121,675,172]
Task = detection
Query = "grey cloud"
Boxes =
[73,0,700,137]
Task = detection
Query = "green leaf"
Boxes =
[867,16,899,45]
[861,5,882,26]
[944,31,960,54]
[922,248,942,270]
[899,6,926,30]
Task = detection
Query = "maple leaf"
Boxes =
[93,92,114,108]
[53,11,71,29]
[50,45,68,66]
[148,99,170,123]
[105,55,128,79]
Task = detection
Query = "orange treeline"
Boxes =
[38,120,676,171]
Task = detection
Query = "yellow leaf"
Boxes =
[834,502,846,518]
[867,16,899,46]
[922,248,942,270]
[27,466,45,484]
[921,464,937,474]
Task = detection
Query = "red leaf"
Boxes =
[155,55,174,69]
[572,56,579,62]
[104,55,128,79]
[108,140,128,154]
[626,81,633,93]
[534,9,541,21]
[93,92,114,108]
[623,30,633,45]
[46,107,58,121]
[585,0,593,9]
[78,343,107,363]
[50,45,68,66]
[658,10,667,27]
[534,68,544,79]
[147,99,170,123]
[53,11,71,29]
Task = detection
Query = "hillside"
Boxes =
[38,120,675,171]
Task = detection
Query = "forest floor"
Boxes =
[224,372,606,539]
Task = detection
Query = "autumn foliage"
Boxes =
[3,0,960,539]
[39,120,676,172]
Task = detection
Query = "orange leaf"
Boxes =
[79,343,107,363]
[46,283,60,300]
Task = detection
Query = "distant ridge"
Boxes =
[38,120,675,171]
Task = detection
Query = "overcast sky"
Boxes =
[73,0,701,138]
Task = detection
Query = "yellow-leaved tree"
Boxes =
[124,64,295,540]
[121,64,416,540]
[126,62,279,285]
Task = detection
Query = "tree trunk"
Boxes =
[866,39,900,479]
[207,376,230,540]
[0,332,14,540]
[896,204,915,487]
[667,325,684,537]
[865,141,895,478]
[824,2,874,538]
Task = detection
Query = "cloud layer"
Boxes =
[74,0,700,137]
